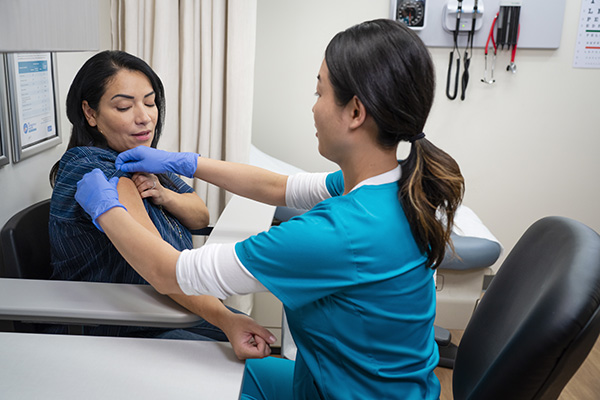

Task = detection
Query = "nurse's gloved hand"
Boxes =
[75,169,127,232]
[115,146,199,178]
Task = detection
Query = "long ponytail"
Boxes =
[400,138,464,268]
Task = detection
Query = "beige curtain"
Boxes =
[111,0,256,218]
[110,0,257,314]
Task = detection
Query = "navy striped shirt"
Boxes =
[49,146,195,336]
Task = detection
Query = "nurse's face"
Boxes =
[312,60,348,163]
[83,69,158,153]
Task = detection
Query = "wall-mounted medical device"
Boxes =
[393,0,427,30]
[443,0,485,33]
[443,1,484,101]
[390,0,566,50]
[390,0,566,100]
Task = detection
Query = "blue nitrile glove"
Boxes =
[115,146,199,178]
[75,169,127,232]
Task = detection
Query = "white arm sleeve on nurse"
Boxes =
[176,242,267,298]
[285,172,332,210]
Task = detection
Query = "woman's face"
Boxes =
[83,69,158,153]
[312,60,348,163]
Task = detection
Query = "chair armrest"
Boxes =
[434,325,452,347]
[0,278,201,328]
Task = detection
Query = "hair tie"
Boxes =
[409,132,425,143]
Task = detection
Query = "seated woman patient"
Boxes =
[48,50,272,359]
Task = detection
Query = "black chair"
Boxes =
[0,199,52,332]
[452,216,600,400]
[1,199,52,280]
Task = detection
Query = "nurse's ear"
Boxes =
[347,95,368,130]
[82,100,98,127]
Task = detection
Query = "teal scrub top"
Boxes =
[235,170,440,400]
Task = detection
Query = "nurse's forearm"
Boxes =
[194,157,288,206]
[97,207,184,295]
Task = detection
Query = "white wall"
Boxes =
[2,0,598,272]
[252,0,600,269]
[0,1,112,229]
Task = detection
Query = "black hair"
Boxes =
[325,19,464,269]
[49,50,166,186]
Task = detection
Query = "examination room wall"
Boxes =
[251,0,600,269]
[0,2,112,230]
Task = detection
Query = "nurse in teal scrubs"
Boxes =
[75,19,465,400]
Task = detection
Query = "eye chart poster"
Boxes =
[574,0,600,68]
[10,52,58,148]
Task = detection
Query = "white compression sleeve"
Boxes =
[285,172,331,210]
[176,242,267,298]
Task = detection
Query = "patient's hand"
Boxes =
[131,172,209,230]
[221,313,277,360]
[132,172,168,205]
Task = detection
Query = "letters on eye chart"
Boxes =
[574,0,600,68]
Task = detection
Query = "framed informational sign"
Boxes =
[5,52,61,163]
[0,55,9,167]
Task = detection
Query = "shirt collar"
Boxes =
[349,164,402,193]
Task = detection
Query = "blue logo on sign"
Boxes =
[23,123,28,134]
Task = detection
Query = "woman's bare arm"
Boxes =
[113,178,275,359]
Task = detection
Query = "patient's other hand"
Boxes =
[132,172,167,205]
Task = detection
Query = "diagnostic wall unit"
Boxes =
[390,0,567,49]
